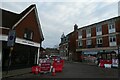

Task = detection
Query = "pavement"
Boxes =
[2,67,31,78]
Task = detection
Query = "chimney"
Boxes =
[74,24,78,31]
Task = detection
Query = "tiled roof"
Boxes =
[1,4,35,29]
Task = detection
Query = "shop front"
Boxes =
[2,38,40,71]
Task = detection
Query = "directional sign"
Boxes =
[7,30,16,47]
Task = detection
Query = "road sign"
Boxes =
[7,30,16,47]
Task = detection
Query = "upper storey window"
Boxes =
[86,28,91,37]
[96,25,102,35]
[24,28,33,40]
[78,30,82,39]
[108,21,115,33]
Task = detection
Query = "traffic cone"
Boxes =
[52,68,56,76]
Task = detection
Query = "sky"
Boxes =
[0,0,119,48]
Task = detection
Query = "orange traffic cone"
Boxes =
[52,68,56,76]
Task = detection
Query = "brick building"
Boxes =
[76,16,120,60]
[59,33,69,60]
[59,24,79,61]
[0,4,44,71]
[45,48,59,56]
[59,16,120,61]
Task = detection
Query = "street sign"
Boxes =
[7,30,16,47]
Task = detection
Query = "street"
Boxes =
[2,61,118,79]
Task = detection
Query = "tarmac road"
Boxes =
[2,61,119,79]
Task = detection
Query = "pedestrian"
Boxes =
[97,56,101,66]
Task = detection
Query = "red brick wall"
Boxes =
[115,18,120,32]
[91,26,96,37]
[76,31,78,48]
[1,28,9,35]
[116,34,120,46]
[15,10,41,43]
[82,40,86,48]
[69,32,77,52]
[68,31,78,61]
[92,38,96,48]
[82,29,86,38]
[102,36,109,47]
[102,23,108,35]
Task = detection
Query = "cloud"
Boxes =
[1,0,119,2]
[1,1,118,48]
[39,2,118,48]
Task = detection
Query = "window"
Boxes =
[109,23,115,29]
[96,26,102,32]
[97,38,102,44]
[78,31,82,39]
[86,39,91,45]
[108,22,115,33]
[78,40,82,46]
[109,36,116,42]
[24,28,33,40]
[86,28,91,37]
[86,28,91,34]
[78,31,82,36]
[109,35,116,46]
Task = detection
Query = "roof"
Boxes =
[1,4,35,29]
[78,16,120,30]
[1,9,20,28]
[1,4,44,41]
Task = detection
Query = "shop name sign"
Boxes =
[22,40,34,45]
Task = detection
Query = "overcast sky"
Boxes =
[0,0,119,48]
